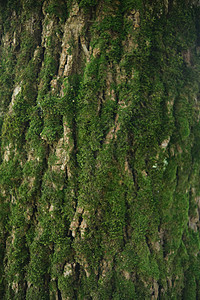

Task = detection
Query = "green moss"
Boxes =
[183,271,197,300]
[0,0,200,298]
[78,0,98,9]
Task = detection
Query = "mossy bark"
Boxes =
[1,0,200,299]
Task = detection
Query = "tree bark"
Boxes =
[0,0,200,299]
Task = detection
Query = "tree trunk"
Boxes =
[0,0,200,299]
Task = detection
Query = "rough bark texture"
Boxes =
[0,0,200,299]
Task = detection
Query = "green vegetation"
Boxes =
[0,0,200,298]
